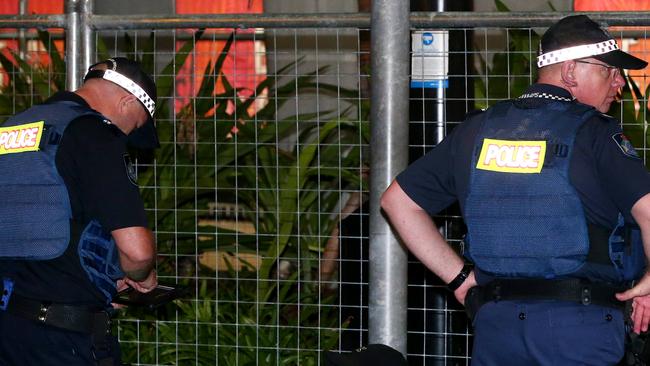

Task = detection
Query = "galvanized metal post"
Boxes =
[65,0,92,90]
[368,0,410,356]
[80,0,94,73]
[431,2,447,364]
[65,0,81,89]
[435,0,446,144]
[18,0,26,60]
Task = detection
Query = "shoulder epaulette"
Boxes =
[587,112,619,125]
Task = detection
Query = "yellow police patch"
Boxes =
[0,121,44,155]
[476,138,546,173]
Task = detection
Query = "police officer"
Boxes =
[0,57,158,365]
[382,15,650,365]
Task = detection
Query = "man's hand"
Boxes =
[111,279,130,309]
[124,269,158,293]
[622,192,650,334]
[453,270,477,306]
[617,272,650,334]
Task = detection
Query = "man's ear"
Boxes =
[560,60,578,87]
[119,94,139,115]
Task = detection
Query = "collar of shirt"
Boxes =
[518,83,574,102]
[44,91,91,108]
[44,91,118,130]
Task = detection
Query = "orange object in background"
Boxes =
[174,0,267,117]
[574,0,650,11]
[0,0,268,118]
[0,0,64,85]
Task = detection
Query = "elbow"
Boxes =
[380,181,400,213]
[124,247,155,266]
[380,190,391,212]
[113,227,156,270]
[120,248,155,282]
[382,181,427,220]
[632,193,650,228]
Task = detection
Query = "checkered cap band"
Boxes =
[102,69,155,117]
[537,39,619,67]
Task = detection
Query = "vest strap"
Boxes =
[587,224,613,265]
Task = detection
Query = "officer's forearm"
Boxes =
[632,193,650,264]
[381,181,466,284]
[111,226,157,282]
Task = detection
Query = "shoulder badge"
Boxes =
[123,153,138,186]
[611,132,640,159]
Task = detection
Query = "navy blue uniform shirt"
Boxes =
[397,83,650,242]
[0,91,148,308]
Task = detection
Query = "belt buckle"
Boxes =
[491,283,502,302]
[105,314,112,335]
[37,303,50,323]
[581,285,592,306]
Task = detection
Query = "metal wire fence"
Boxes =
[1,8,650,366]
[99,27,370,366]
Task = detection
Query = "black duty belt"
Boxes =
[465,278,627,320]
[5,293,111,335]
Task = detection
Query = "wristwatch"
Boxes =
[447,263,473,291]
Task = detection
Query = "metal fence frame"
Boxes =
[2,0,650,362]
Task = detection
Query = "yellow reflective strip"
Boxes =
[476,138,546,174]
[0,121,44,155]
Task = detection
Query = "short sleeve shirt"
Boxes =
[397,84,650,230]
[0,91,148,307]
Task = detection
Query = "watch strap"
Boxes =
[447,263,473,291]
